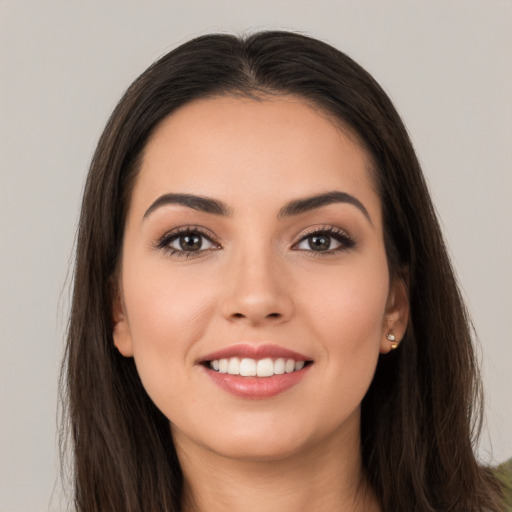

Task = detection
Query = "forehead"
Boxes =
[131,95,380,220]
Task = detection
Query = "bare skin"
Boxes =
[113,95,408,512]
[177,408,380,512]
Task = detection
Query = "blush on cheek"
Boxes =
[129,260,211,315]
[308,278,387,329]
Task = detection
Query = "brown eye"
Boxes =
[297,233,341,252]
[161,229,219,255]
[307,234,332,251]
[294,227,355,254]
[178,233,203,251]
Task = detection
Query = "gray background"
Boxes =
[1,1,511,510]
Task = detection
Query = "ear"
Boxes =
[112,286,134,358]
[380,270,410,354]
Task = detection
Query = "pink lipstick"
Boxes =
[198,343,313,399]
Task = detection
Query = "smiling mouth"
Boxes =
[200,346,314,398]
[204,357,313,377]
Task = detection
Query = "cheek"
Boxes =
[125,251,220,333]
[121,260,218,396]
[291,257,389,424]
[297,255,389,356]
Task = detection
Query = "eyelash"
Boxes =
[154,225,355,258]
[292,225,356,256]
[154,226,220,258]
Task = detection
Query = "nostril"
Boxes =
[230,312,281,320]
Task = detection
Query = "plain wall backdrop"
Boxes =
[0,1,511,510]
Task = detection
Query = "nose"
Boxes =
[221,250,294,327]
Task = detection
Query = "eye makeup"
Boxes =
[292,225,356,256]
[152,223,356,259]
[153,225,221,258]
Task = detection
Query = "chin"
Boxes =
[171,414,316,463]
[210,432,308,463]
[196,416,350,465]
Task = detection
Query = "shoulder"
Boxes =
[495,458,512,511]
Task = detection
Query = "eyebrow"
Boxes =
[278,191,372,224]
[143,193,232,219]
[143,190,371,224]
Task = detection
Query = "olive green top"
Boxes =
[496,458,512,511]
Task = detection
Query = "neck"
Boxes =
[175,423,380,512]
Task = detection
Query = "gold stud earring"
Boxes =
[386,332,398,350]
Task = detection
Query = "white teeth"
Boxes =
[227,357,240,375]
[239,358,256,376]
[208,357,308,377]
[218,358,228,373]
[274,358,285,374]
[256,358,274,377]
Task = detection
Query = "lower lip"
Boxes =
[202,365,312,399]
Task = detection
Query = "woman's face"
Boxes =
[113,95,408,461]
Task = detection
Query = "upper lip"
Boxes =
[197,343,311,364]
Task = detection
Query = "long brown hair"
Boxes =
[62,31,503,511]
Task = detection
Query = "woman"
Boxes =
[62,31,505,511]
